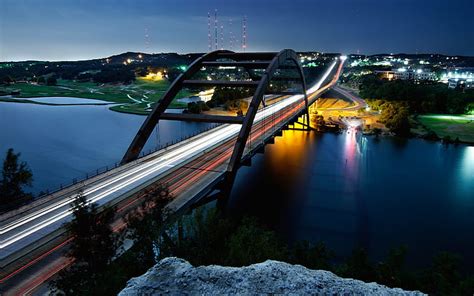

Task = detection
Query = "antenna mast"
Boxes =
[242,16,247,52]
[207,12,212,51]
[229,19,234,51]
[214,9,218,50]
[220,24,224,50]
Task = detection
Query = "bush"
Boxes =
[93,68,135,84]
[0,148,33,212]
[186,101,209,114]
[360,74,474,115]
[46,76,57,86]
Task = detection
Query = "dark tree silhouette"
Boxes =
[0,148,33,211]
[53,192,118,295]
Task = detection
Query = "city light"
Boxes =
[144,71,164,81]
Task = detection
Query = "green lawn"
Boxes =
[418,114,474,143]
[0,78,192,114]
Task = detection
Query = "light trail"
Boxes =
[0,58,341,255]
[0,58,344,294]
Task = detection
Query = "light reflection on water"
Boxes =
[461,146,474,182]
[229,131,474,268]
[457,146,474,204]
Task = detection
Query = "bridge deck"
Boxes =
[0,59,343,289]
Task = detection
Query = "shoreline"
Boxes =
[0,96,181,116]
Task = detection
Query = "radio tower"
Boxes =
[214,9,218,50]
[144,27,151,53]
[220,24,224,50]
[207,12,212,51]
[241,16,247,52]
[229,18,234,51]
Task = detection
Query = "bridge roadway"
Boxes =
[0,58,344,292]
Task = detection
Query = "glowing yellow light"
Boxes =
[144,71,164,81]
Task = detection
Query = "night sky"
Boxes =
[1,0,473,61]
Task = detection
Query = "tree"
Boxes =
[337,248,375,282]
[37,76,46,84]
[375,246,408,288]
[289,241,333,270]
[93,68,135,84]
[0,148,33,211]
[227,217,287,266]
[0,75,14,85]
[210,87,252,106]
[379,102,411,136]
[46,76,57,86]
[186,101,209,114]
[125,184,172,267]
[421,252,462,294]
[53,192,118,295]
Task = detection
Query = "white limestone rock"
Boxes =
[119,257,426,295]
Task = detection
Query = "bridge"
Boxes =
[0,49,345,293]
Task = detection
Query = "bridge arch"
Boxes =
[122,49,309,187]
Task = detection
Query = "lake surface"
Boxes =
[0,101,210,194]
[1,100,473,270]
[228,130,474,269]
[12,97,112,105]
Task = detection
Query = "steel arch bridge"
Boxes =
[122,49,310,184]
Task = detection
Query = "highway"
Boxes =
[0,57,344,293]
[331,85,368,111]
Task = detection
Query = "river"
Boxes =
[228,129,474,269]
[1,100,473,270]
[0,101,211,194]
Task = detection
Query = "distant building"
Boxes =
[441,67,474,83]
[375,68,436,81]
[448,78,474,89]
[394,69,415,80]
[413,69,437,81]
[376,70,395,80]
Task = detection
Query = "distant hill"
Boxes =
[0,52,201,82]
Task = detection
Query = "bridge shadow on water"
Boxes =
[224,129,371,262]
[220,130,474,270]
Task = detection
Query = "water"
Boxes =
[10,97,112,105]
[227,130,474,269]
[0,101,210,194]
[1,100,473,270]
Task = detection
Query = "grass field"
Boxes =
[417,114,474,143]
[0,78,192,114]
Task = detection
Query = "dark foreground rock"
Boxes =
[119,257,425,295]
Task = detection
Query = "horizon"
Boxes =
[1,0,473,62]
[2,50,474,63]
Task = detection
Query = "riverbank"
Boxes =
[336,83,474,144]
[0,96,112,107]
[0,78,192,115]
[413,114,474,144]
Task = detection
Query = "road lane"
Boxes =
[1,58,345,293]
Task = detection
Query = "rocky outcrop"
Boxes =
[119,257,425,295]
